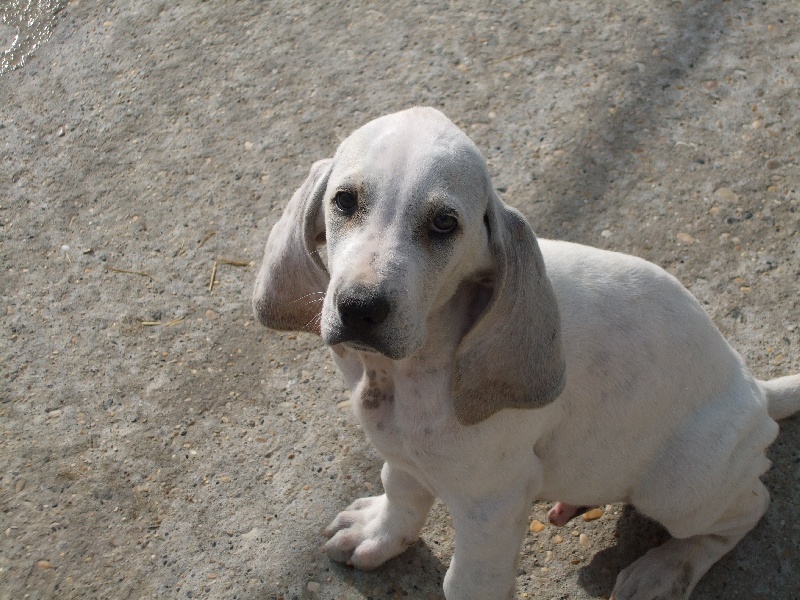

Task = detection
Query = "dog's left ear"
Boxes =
[253,159,332,334]
[452,196,566,425]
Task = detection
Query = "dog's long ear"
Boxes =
[253,159,332,334]
[452,196,566,425]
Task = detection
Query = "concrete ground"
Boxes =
[1,1,798,598]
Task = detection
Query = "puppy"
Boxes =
[253,107,800,599]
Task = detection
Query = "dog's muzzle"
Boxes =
[325,284,399,356]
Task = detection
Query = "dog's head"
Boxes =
[254,107,565,423]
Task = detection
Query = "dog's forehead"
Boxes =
[333,109,487,200]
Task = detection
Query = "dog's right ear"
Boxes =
[253,159,333,334]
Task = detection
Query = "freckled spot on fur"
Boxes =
[361,386,393,409]
[361,388,385,409]
[358,367,394,409]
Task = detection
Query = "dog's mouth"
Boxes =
[324,325,410,360]
[342,340,382,354]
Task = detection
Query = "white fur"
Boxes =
[253,107,800,600]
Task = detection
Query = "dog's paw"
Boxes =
[322,495,418,570]
[611,543,695,600]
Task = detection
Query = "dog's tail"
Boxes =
[760,374,800,421]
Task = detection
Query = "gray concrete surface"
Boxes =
[1,1,798,598]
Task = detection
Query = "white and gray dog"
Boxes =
[253,107,800,599]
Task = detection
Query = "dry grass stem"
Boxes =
[209,260,218,292]
[199,231,217,247]
[217,258,250,267]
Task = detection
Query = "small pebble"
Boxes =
[307,581,321,593]
[582,508,604,522]
[676,232,694,244]
[601,229,612,238]
[56,126,65,137]
[715,187,739,203]
[553,534,563,544]
[545,550,554,562]
[579,533,591,548]
[15,480,26,493]
[530,519,546,533]
[205,309,218,320]
[36,560,52,570]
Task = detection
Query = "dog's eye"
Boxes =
[430,213,458,234]
[334,191,358,215]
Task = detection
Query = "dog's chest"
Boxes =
[351,360,454,464]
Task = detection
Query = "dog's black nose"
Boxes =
[337,289,391,332]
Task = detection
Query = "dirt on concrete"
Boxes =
[1,1,798,599]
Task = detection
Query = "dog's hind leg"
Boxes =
[612,479,770,600]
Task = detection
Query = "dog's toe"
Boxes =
[322,494,419,570]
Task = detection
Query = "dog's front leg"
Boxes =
[443,480,535,600]
[323,461,435,569]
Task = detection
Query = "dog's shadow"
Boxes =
[576,506,669,596]
[328,535,449,599]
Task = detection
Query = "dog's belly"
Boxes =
[535,370,778,512]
